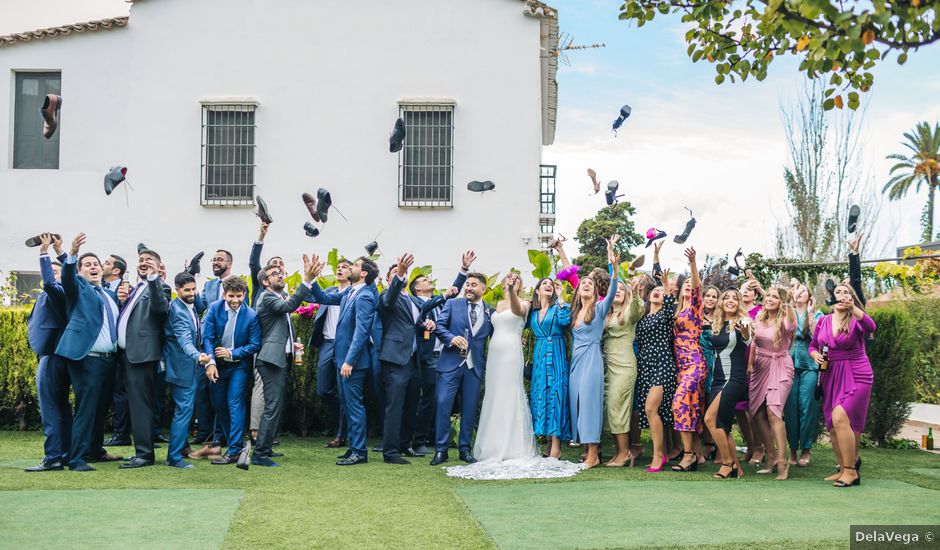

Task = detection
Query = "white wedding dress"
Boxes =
[445,309,584,480]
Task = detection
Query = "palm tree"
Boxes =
[884,121,940,242]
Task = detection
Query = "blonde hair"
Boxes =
[606,279,631,328]
[833,284,865,334]
[756,285,792,349]
[792,283,813,336]
[570,278,598,326]
[712,289,748,332]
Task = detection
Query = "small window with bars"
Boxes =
[200,102,256,206]
[13,71,61,170]
[398,103,454,207]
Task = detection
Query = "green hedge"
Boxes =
[0,307,38,430]
[897,299,940,404]
[866,305,917,446]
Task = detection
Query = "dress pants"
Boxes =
[316,340,347,439]
[434,367,482,453]
[368,347,386,434]
[67,354,117,469]
[121,351,157,461]
[36,354,71,463]
[785,367,820,451]
[194,372,222,444]
[255,358,289,457]
[412,353,439,448]
[340,366,369,456]
[167,376,197,464]
[152,367,166,438]
[382,355,420,459]
[110,360,131,440]
[210,362,249,457]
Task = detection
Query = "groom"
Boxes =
[430,273,494,465]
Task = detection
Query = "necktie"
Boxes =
[470,303,478,327]
[192,308,202,345]
[96,286,117,343]
[222,308,236,350]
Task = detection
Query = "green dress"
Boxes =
[602,294,644,434]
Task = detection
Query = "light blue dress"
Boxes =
[529,303,573,440]
[568,272,619,444]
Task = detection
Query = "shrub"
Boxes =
[866,306,916,446]
[0,307,38,430]
[900,299,940,404]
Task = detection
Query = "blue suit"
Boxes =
[163,298,203,463]
[308,287,350,441]
[193,278,221,444]
[202,300,261,457]
[311,282,377,456]
[432,298,493,453]
[28,253,71,464]
[57,256,120,469]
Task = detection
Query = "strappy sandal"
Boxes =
[714,462,739,479]
[671,451,698,472]
[833,466,860,487]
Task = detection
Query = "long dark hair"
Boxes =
[529,277,558,313]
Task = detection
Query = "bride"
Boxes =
[445,273,583,480]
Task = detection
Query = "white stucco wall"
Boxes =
[0,0,546,287]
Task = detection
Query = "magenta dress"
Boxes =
[748,316,796,418]
[672,287,706,432]
[808,313,877,433]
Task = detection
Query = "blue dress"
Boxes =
[568,274,619,444]
[528,303,573,440]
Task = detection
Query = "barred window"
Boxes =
[201,102,256,206]
[13,71,61,170]
[398,103,454,207]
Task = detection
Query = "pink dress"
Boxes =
[809,313,876,433]
[748,315,796,418]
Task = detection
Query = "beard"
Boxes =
[212,265,227,277]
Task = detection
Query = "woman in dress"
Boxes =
[785,282,822,467]
[634,266,678,472]
[739,275,765,465]
[809,283,876,488]
[527,276,573,458]
[748,285,797,480]
[671,247,707,473]
[703,289,753,479]
[602,275,645,467]
[700,285,720,463]
[568,237,620,468]
[445,274,582,480]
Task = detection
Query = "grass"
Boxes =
[0,430,939,549]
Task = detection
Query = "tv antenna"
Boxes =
[552,32,605,66]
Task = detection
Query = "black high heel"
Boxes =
[714,462,738,479]
[671,451,698,472]
[703,445,717,462]
[833,466,860,487]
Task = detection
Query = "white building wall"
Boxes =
[0,0,546,287]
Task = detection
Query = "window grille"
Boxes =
[201,103,256,206]
[539,164,557,246]
[398,103,454,207]
[13,72,61,169]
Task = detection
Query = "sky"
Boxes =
[2,0,939,269]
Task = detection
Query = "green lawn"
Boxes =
[1,430,939,550]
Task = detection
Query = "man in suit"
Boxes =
[251,256,317,466]
[310,256,379,466]
[56,233,125,471]
[408,251,474,455]
[377,254,441,464]
[310,259,352,449]
[115,249,171,468]
[248,221,285,444]
[101,254,127,293]
[430,272,494,465]
[102,253,132,447]
[201,276,262,465]
[189,248,234,451]
[163,272,212,468]
[25,234,70,472]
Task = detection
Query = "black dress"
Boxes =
[633,295,677,429]
[710,321,750,432]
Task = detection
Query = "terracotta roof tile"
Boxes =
[0,16,128,47]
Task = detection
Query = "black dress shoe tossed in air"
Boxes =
[186,251,204,276]
[459,450,478,464]
[673,208,697,245]
[467,180,496,194]
[315,188,333,223]
[119,457,155,469]
[25,460,64,472]
[336,452,368,466]
[104,166,128,196]
[255,195,273,224]
[104,436,131,447]
[389,117,406,153]
[429,451,449,466]
[303,222,320,238]
[384,456,411,465]
[403,447,426,458]
[24,234,62,248]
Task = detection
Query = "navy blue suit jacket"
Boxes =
[163,298,203,387]
[310,282,377,370]
[413,271,468,366]
[201,300,262,368]
[27,253,68,356]
[433,298,493,380]
[55,256,120,361]
[199,278,223,311]
[307,285,348,349]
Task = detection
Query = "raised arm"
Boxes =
[344,291,377,367]
[848,233,866,306]
[506,274,527,318]
[685,247,701,290]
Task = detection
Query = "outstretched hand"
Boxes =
[461,250,477,270]
[69,232,86,256]
[684,247,697,264]
[396,253,415,278]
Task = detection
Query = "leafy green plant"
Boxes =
[867,305,916,446]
